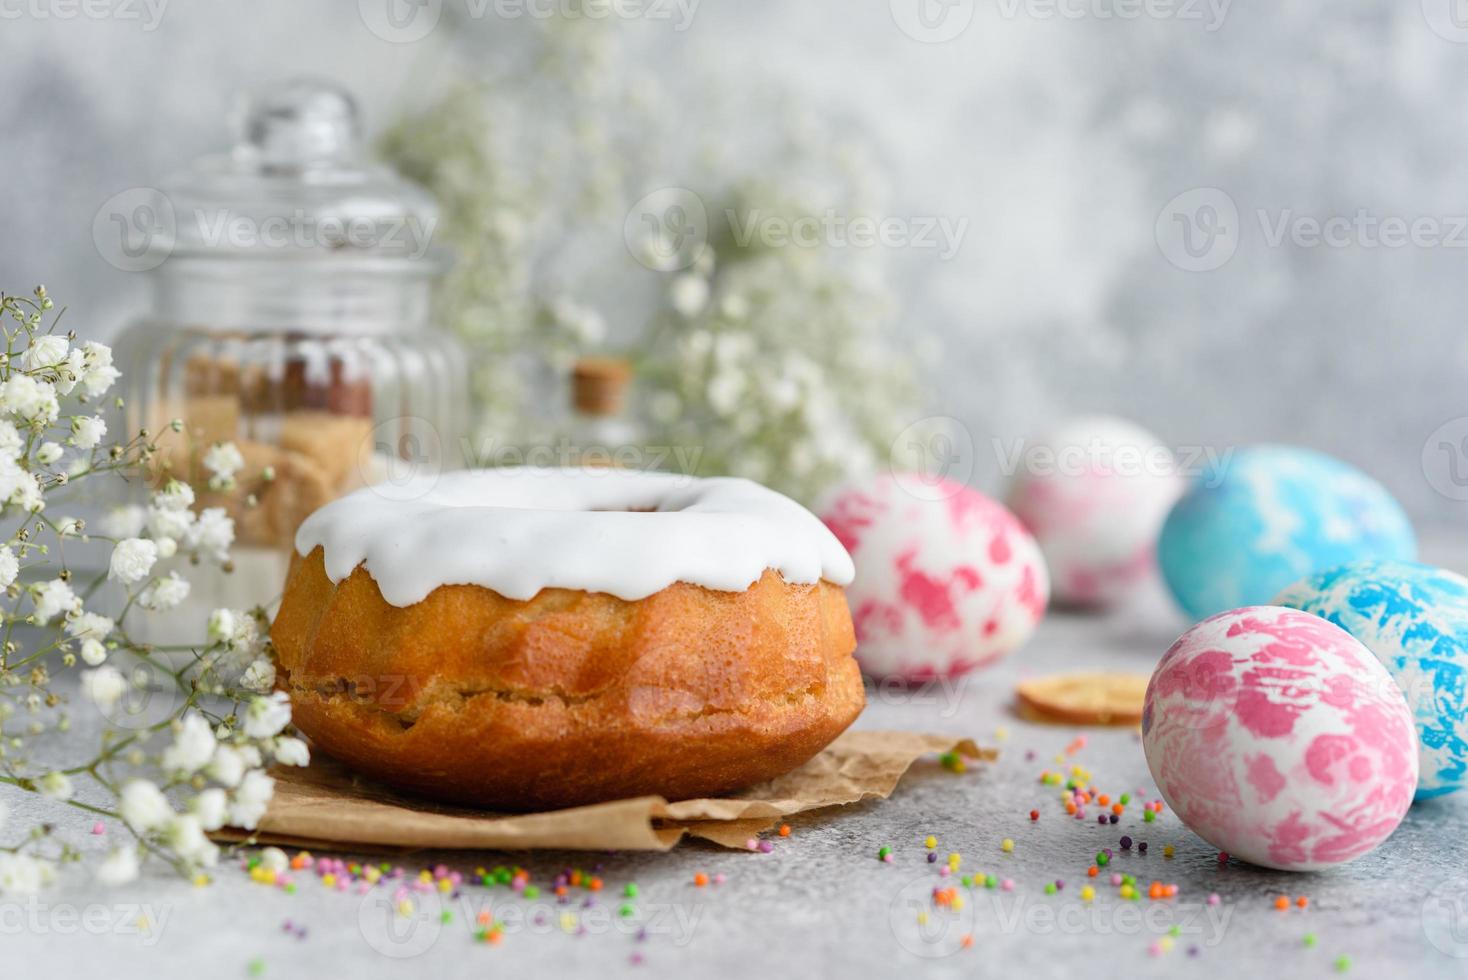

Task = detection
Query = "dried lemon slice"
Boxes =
[1015,673,1151,726]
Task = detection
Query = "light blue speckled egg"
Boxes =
[1276,559,1468,799]
[1158,446,1416,620]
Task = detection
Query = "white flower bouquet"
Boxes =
[0,287,302,893]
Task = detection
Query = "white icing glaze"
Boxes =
[294,467,856,606]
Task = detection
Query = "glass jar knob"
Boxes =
[241,78,361,172]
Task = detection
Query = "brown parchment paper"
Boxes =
[212,730,991,853]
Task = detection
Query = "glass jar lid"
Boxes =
[153,77,445,272]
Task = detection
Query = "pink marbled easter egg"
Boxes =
[819,473,1049,680]
[1141,606,1417,871]
[1006,416,1184,608]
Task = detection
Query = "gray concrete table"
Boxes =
[4,562,1466,979]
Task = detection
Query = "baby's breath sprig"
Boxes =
[0,287,303,895]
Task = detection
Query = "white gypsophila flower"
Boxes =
[80,638,107,666]
[161,714,217,775]
[55,515,83,536]
[155,537,178,560]
[66,611,115,641]
[35,442,62,465]
[670,274,710,318]
[259,847,289,873]
[273,737,309,768]
[207,745,247,788]
[38,771,74,800]
[187,508,234,563]
[0,420,21,461]
[22,334,68,372]
[240,658,276,694]
[139,573,190,611]
[108,538,158,585]
[227,770,275,830]
[118,780,172,831]
[0,375,59,424]
[202,442,244,480]
[207,608,240,644]
[162,814,219,868]
[95,848,140,887]
[191,788,227,831]
[13,472,43,513]
[80,665,128,710]
[207,608,260,655]
[79,341,120,398]
[243,692,291,740]
[101,505,146,539]
[154,479,195,512]
[0,853,56,895]
[146,504,194,543]
[71,415,106,450]
[56,348,85,395]
[32,578,77,624]
[0,546,16,589]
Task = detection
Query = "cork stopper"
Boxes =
[571,358,632,417]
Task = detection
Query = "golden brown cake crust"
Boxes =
[270,547,864,811]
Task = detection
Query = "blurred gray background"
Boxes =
[3,0,1467,530]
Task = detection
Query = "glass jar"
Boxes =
[111,78,467,641]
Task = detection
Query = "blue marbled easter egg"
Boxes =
[1158,447,1416,620]
[1276,560,1468,799]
